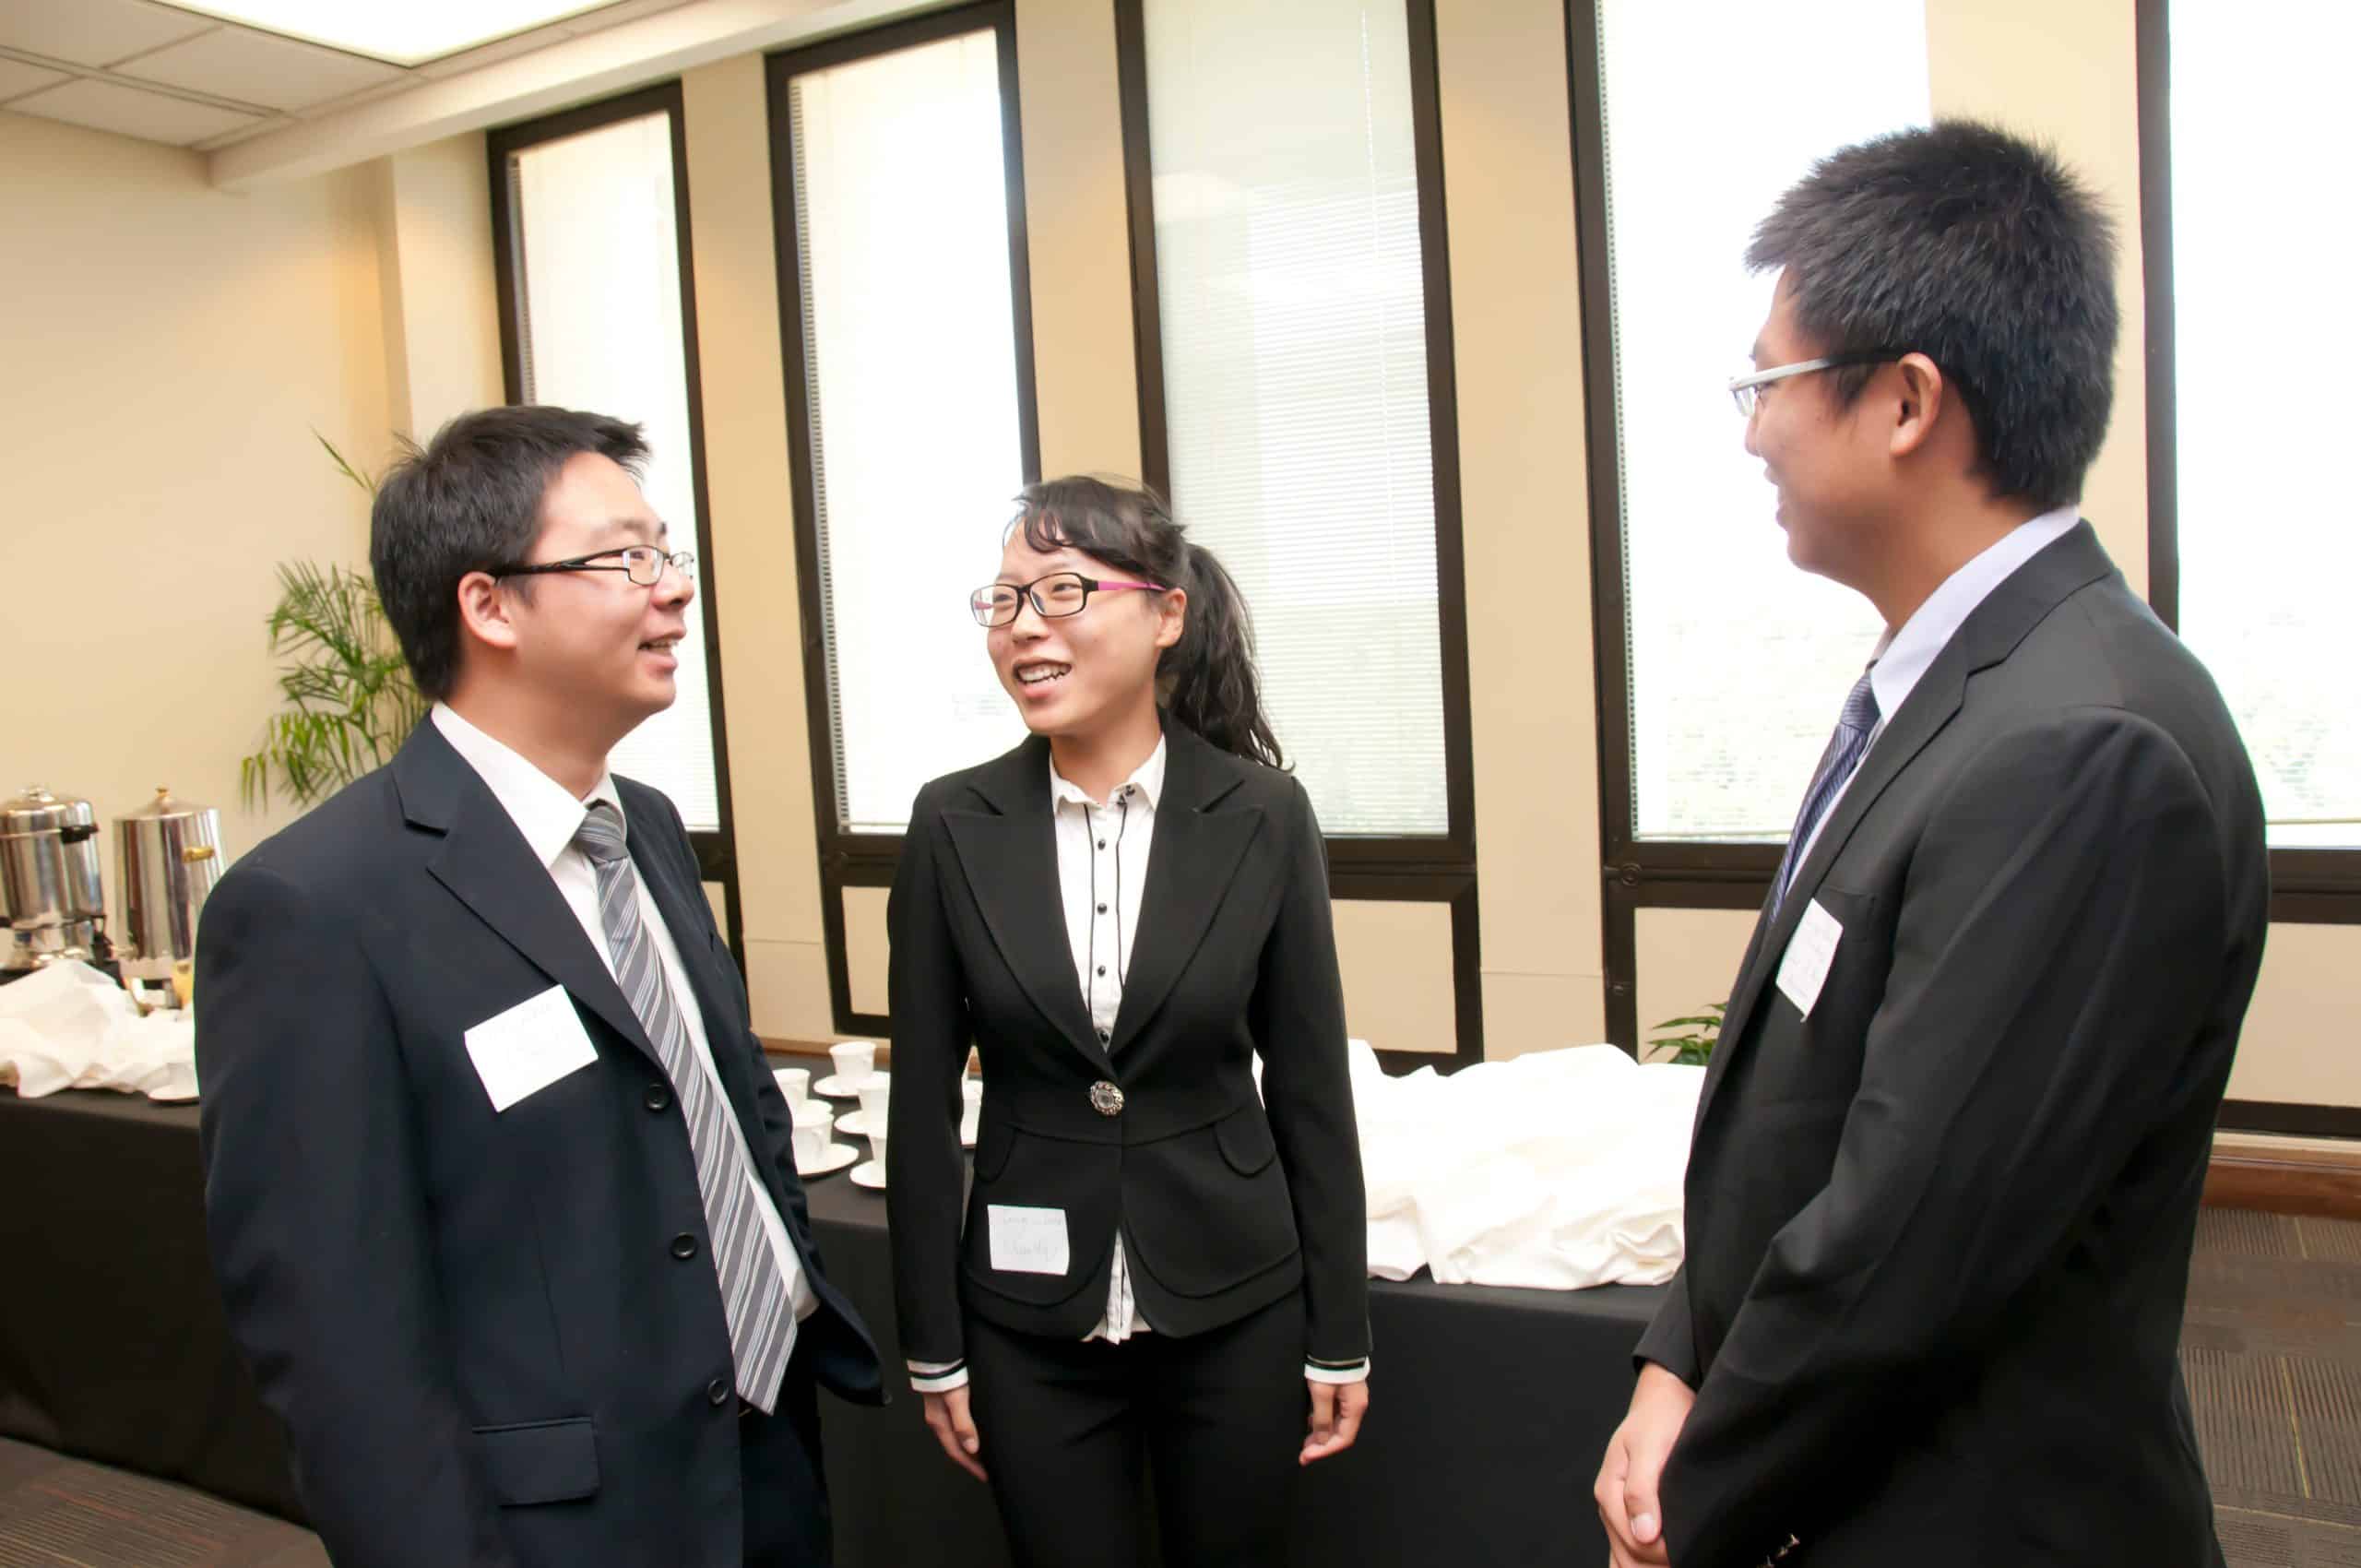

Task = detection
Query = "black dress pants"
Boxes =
[965,1290,1309,1568]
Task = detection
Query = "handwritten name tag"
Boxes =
[1774,898,1844,1022]
[987,1205,1070,1276]
[463,985,598,1112]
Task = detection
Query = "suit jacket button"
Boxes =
[645,1084,672,1112]
[1089,1080,1124,1116]
[671,1232,699,1260]
[707,1377,730,1407]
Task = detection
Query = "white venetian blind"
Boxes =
[2167,0,2360,849]
[1595,0,1928,840]
[509,111,723,831]
[1140,0,1447,836]
[788,29,1030,835]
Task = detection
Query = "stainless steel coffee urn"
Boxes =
[115,788,223,1003]
[1,784,110,975]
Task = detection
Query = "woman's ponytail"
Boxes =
[1162,541,1283,769]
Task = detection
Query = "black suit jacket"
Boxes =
[1634,524,2268,1568]
[196,720,883,1568]
[884,719,1370,1370]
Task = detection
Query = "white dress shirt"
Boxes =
[910,735,1365,1391]
[1793,505,2082,871]
[431,706,816,1339]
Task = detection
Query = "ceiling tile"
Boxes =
[8,75,261,144]
[118,25,404,112]
[0,0,212,69]
[0,54,69,101]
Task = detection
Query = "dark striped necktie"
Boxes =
[575,802,792,1412]
[1770,666,1880,921]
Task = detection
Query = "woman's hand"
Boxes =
[921,1385,988,1481]
[1299,1378,1368,1465]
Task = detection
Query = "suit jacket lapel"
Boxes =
[943,736,1113,1075]
[395,724,662,1073]
[1700,523,2118,1121]
[1109,727,1260,1051]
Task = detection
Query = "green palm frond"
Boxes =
[1646,1000,1726,1067]
[239,436,421,811]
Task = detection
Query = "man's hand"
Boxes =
[1300,1379,1369,1465]
[1595,1361,1695,1566]
[920,1386,987,1481]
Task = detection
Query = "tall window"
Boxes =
[1118,0,1479,1065]
[2154,3,2359,855]
[489,84,740,932]
[1570,1,1928,1045]
[770,2,1038,1030]
[1592,0,1928,842]
[1123,0,1459,839]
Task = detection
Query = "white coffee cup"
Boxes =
[791,1099,833,1166]
[857,1073,892,1129]
[773,1067,811,1109]
[828,1040,876,1085]
[959,1079,983,1143]
[867,1126,890,1181]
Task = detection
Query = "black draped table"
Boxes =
[0,1088,1663,1565]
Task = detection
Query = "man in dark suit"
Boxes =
[1593,123,2268,1568]
[197,406,881,1567]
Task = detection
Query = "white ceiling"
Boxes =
[0,0,696,149]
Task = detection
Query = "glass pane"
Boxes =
[2169,2,2361,849]
[1142,0,1447,837]
[511,112,723,831]
[789,30,1029,835]
[1596,0,1928,840]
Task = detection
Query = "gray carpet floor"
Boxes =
[4,1205,2358,1565]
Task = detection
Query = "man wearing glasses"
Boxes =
[196,406,881,1567]
[1594,125,2266,1567]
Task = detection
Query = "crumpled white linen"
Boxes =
[0,960,197,1101]
[1347,1039,1700,1289]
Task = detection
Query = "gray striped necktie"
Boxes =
[574,802,791,1413]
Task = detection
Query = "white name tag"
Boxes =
[987,1204,1070,1276]
[464,984,599,1112]
[1774,898,1844,1021]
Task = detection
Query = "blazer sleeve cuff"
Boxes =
[1304,1357,1370,1385]
[908,1359,970,1394]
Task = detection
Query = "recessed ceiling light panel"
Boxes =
[154,2,621,67]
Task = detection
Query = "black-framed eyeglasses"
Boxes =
[496,546,695,588]
[968,571,1168,627]
[1727,349,1907,417]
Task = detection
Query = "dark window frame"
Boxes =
[1112,0,1484,1075]
[487,79,746,968]
[766,0,1041,1039]
[1572,0,2356,1133]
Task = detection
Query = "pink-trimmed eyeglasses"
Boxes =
[969,571,1168,627]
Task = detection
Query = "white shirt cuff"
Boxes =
[1305,1358,1370,1385]
[908,1359,969,1393]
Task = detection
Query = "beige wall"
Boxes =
[0,112,389,922]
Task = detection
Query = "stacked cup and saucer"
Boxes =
[773,1062,858,1178]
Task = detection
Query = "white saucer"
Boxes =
[835,1109,978,1148]
[849,1160,886,1189]
[812,1074,872,1099]
[796,1142,859,1178]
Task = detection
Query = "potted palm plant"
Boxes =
[238,435,425,811]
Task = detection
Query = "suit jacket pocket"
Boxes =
[471,1417,599,1507]
[1126,1105,1299,1299]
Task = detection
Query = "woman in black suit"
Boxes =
[885,476,1370,1566]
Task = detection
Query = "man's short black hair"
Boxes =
[370,406,649,701]
[1748,119,2118,512]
